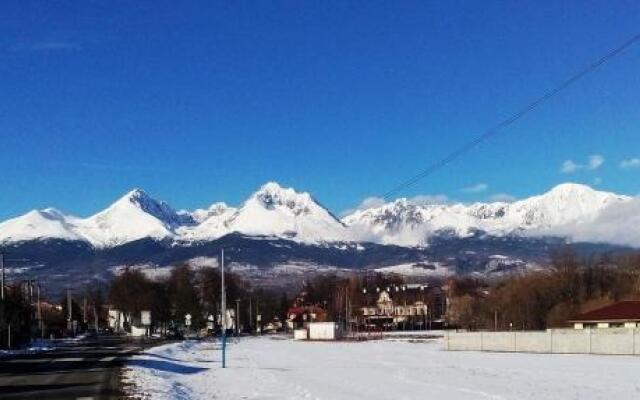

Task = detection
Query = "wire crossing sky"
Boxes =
[1,2,639,219]
[382,30,640,200]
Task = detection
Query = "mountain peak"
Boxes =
[251,182,315,210]
[544,183,597,196]
[118,187,153,204]
[258,181,287,193]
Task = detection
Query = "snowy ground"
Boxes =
[124,336,640,400]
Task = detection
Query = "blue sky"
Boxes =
[1,1,639,219]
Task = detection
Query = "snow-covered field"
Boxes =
[124,336,640,400]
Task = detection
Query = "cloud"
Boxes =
[561,154,604,173]
[409,194,450,205]
[588,154,604,170]
[487,193,517,203]
[461,183,488,193]
[620,158,640,169]
[341,196,386,216]
[551,196,640,247]
[342,193,450,216]
[592,177,603,185]
[561,160,580,173]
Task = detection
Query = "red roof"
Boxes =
[570,301,640,322]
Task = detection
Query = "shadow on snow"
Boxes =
[128,359,208,375]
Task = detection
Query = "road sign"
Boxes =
[141,310,151,326]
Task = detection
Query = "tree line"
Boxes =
[447,251,640,330]
[108,264,289,333]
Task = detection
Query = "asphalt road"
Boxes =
[0,336,144,400]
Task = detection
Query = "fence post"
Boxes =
[445,330,449,351]
[549,329,553,354]
[480,331,483,351]
[588,328,592,355]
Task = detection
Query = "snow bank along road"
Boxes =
[124,336,640,400]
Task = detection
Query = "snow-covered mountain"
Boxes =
[0,182,636,248]
[0,182,348,247]
[0,208,84,243]
[179,182,347,242]
[72,189,186,247]
[344,183,632,246]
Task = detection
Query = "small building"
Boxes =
[286,305,328,330]
[570,301,640,329]
[309,322,341,340]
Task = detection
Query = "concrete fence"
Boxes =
[446,328,640,356]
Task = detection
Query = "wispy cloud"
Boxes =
[620,158,640,169]
[341,196,386,216]
[561,154,604,174]
[342,193,450,216]
[487,193,517,203]
[561,160,579,173]
[588,154,604,170]
[409,194,449,205]
[461,183,488,193]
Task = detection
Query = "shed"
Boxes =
[308,322,341,340]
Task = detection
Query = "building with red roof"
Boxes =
[569,301,640,329]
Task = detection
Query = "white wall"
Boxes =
[309,322,339,340]
[294,329,308,340]
[447,329,640,356]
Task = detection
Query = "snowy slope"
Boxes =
[73,189,181,247]
[177,203,237,241]
[222,182,348,242]
[0,208,85,243]
[344,183,631,246]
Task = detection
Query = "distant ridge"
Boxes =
[0,182,637,248]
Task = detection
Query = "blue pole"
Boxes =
[222,330,226,368]
[221,248,226,368]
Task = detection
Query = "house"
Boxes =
[286,305,328,330]
[359,284,445,330]
[570,301,640,329]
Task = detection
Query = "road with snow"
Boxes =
[125,335,640,400]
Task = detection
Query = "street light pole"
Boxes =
[1,251,5,301]
[236,299,241,336]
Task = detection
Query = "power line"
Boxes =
[383,31,640,201]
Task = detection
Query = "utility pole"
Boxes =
[37,282,42,338]
[345,286,350,335]
[93,303,99,332]
[236,299,241,336]
[67,288,72,334]
[220,248,227,368]
[1,251,5,301]
[248,297,252,333]
[83,297,88,325]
